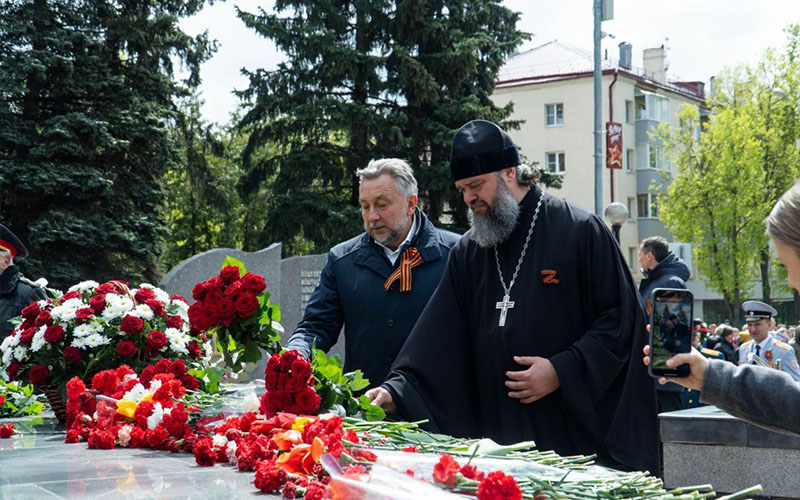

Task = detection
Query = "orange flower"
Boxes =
[275,436,325,475]
[271,430,303,451]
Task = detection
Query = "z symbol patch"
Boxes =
[541,270,559,284]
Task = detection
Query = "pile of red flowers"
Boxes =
[432,454,522,500]
[187,265,266,331]
[260,350,321,417]
[64,359,198,451]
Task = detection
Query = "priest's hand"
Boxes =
[365,387,396,413]
[505,356,560,404]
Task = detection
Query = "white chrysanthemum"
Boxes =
[130,304,154,321]
[12,345,28,362]
[164,328,189,355]
[123,383,149,403]
[31,327,47,352]
[69,280,99,293]
[226,440,238,465]
[169,299,189,321]
[84,333,111,348]
[2,348,13,366]
[212,434,228,448]
[102,294,134,320]
[0,333,19,351]
[203,341,213,363]
[117,425,133,447]
[243,394,260,413]
[73,323,96,338]
[153,288,170,305]
[71,337,88,349]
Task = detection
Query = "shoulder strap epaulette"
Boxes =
[701,347,721,357]
[773,340,792,351]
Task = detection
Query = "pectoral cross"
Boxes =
[495,291,515,327]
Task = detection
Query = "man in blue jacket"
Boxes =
[638,236,691,413]
[286,158,460,388]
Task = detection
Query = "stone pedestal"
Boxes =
[661,405,800,498]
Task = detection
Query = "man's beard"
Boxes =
[467,181,520,248]
[368,215,410,248]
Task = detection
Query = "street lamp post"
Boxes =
[604,202,629,244]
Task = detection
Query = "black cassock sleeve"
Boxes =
[548,215,659,473]
[381,247,482,439]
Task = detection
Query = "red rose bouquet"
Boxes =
[260,350,320,417]
[187,257,281,371]
[0,280,210,408]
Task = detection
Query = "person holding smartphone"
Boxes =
[643,180,800,437]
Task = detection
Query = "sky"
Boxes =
[179,0,800,125]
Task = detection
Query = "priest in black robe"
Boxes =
[367,120,659,473]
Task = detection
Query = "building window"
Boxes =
[634,94,670,122]
[627,197,635,220]
[625,100,634,123]
[626,148,634,171]
[637,193,659,218]
[647,144,666,169]
[546,152,565,173]
[545,103,564,127]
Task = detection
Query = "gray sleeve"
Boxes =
[701,359,800,437]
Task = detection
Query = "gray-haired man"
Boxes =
[286,158,460,388]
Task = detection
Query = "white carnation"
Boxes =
[117,425,133,447]
[123,383,149,403]
[69,280,99,293]
[149,379,163,393]
[31,327,47,352]
[226,441,238,464]
[212,434,228,448]
[130,304,154,321]
[147,402,166,430]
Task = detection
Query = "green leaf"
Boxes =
[316,365,341,380]
[223,255,247,276]
[241,341,263,363]
[348,370,370,392]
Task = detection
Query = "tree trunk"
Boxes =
[349,7,369,208]
[760,247,771,304]
[794,289,800,325]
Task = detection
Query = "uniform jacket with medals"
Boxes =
[738,334,800,381]
[0,266,47,340]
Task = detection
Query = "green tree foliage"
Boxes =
[235,1,530,254]
[0,0,216,288]
[656,25,800,323]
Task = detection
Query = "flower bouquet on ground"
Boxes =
[0,375,44,418]
[0,280,211,421]
[187,257,282,373]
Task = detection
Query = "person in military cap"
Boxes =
[0,224,47,340]
[737,300,800,381]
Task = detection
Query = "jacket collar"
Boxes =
[0,266,20,297]
[354,209,444,276]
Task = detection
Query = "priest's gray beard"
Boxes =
[467,180,520,248]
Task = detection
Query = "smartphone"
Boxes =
[648,288,693,378]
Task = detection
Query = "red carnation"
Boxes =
[241,273,267,294]
[233,292,259,319]
[65,428,81,443]
[21,302,41,320]
[120,315,144,335]
[19,328,35,346]
[34,310,52,327]
[194,437,217,466]
[154,358,172,373]
[116,340,137,358]
[147,427,170,450]
[460,464,485,481]
[476,471,522,500]
[87,429,115,449]
[129,427,147,448]
[294,387,321,415]
[66,377,86,399]
[6,360,20,381]
[146,330,168,350]
[0,423,14,438]
[220,265,241,284]
[91,370,120,395]
[88,294,106,314]
[134,287,156,303]
[433,454,461,487]
[165,315,183,329]
[304,482,328,500]
[134,401,155,429]
[145,299,165,316]
[254,459,288,493]
[401,446,418,453]
[44,324,64,344]
[28,364,50,385]
[64,346,83,364]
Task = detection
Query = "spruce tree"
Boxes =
[236,1,529,253]
[0,0,215,288]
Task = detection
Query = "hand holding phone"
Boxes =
[648,288,693,378]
